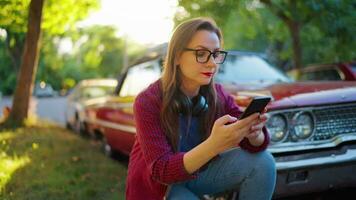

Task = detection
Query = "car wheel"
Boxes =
[79,122,89,138]
[101,137,127,162]
[74,114,81,134]
[74,113,88,136]
[65,121,71,130]
[102,137,113,158]
[94,130,103,140]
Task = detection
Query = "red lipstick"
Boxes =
[202,72,213,77]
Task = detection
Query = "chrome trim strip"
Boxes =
[104,102,133,109]
[268,134,356,153]
[88,102,133,109]
[275,148,356,171]
[89,118,136,134]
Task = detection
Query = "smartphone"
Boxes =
[238,96,271,119]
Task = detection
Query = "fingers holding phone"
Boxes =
[235,96,270,143]
[209,95,271,152]
[246,113,267,139]
[209,114,259,153]
[228,112,260,135]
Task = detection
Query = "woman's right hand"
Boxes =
[207,113,260,154]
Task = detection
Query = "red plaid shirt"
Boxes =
[126,80,270,200]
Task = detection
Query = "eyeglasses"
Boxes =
[184,48,228,64]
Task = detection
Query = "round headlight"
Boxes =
[266,114,288,143]
[292,112,315,140]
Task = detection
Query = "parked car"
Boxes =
[85,48,356,198]
[288,62,356,81]
[65,78,117,134]
[34,82,55,97]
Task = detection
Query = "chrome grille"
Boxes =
[312,104,356,141]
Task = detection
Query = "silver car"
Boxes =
[65,78,117,134]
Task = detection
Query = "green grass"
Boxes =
[0,122,127,200]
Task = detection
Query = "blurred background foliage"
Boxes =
[0,0,145,95]
[0,0,355,95]
[175,0,356,71]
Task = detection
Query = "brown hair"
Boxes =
[160,17,223,151]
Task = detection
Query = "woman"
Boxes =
[126,17,276,200]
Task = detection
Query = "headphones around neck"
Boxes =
[173,92,208,116]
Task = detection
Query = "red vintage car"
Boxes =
[84,49,356,198]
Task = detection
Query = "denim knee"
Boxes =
[250,150,276,188]
[256,151,276,172]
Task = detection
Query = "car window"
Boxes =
[215,55,291,84]
[300,68,342,81]
[119,60,160,97]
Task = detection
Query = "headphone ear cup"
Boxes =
[173,92,192,115]
[192,95,208,116]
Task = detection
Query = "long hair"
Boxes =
[160,17,223,152]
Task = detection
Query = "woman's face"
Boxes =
[177,30,221,94]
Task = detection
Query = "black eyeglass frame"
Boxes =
[184,48,228,64]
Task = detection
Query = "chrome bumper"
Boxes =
[275,148,356,171]
[272,146,356,198]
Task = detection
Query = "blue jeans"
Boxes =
[167,148,276,200]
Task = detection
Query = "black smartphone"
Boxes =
[238,96,271,119]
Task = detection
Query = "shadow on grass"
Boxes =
[0,124,127,200]
[67,128,129,166]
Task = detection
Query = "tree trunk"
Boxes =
[287,20,303,73]
[260,0,303,74]
[6,0,44,126]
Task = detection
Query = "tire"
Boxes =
[65,121,71,130]
[74,114,81,134]
[74,113,88,136]
[79,122,89,138]
[94,130,103,140]
[102,137,128,163]
[102,137,113,158]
